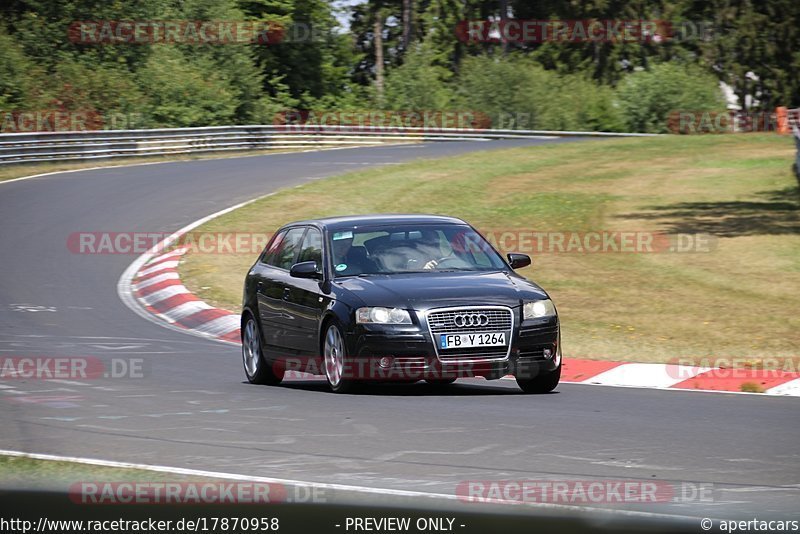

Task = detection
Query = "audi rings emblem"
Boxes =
[453,313,489,328]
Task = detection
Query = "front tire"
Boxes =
[515,364,560,394]
[323,322,355,393]
[242,315,284,385]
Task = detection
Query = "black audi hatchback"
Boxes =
[241,215,561,393]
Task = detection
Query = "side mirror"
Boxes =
[507,253,531,270]
[290,261,321,279]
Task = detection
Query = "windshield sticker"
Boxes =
[335,263,348,272]
[332,231,353,241]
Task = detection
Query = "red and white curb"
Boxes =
[117,194,269,344]
[558,360,799,396]
[129,246,242,344]
[117,197,799,397]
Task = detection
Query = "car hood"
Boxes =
[335,271,548,310]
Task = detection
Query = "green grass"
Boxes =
[178,134,800,367]
[739,382,766,393]
[0,455,220,490]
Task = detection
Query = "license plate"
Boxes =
[440,332,506,349]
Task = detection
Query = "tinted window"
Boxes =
[297,227,323,265]
[260,230,287,265]
[265,227,305,269]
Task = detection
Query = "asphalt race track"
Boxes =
[1,140,798,522]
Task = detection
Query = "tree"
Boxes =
[681,0,800,110]
[0,31,41,109]
[402,0,413,53]
[616,62,725,132]
[456,54,625,131]
[384,42,454,110]
[374,1,386,104]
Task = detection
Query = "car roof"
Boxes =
[285,214,468,231]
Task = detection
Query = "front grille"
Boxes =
[439,349,508,361]
[427,306,513,362]
[428,308,513,334]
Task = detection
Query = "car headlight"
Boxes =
[523,299,556,319]
[356,307,412,324]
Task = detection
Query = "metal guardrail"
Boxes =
[0,125,659,165]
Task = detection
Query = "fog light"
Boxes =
[379,356,394,368]
[543,348,553,359]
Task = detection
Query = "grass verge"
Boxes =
[178,134,800,367]
[0,455,220,490]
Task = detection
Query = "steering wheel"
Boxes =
[423,256,464,270]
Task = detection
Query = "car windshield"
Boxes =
[329,224,507,277]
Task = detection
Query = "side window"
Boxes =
[265,227,306,269]
[260,230,287,265]
[297,227,323,265]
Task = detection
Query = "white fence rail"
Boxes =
[0,125,658,165]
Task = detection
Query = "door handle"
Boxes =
[282,287,291,301]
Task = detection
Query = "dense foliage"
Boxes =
[0,0,796,132]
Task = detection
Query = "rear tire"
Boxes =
[515,364,560,394]
[242,315,284,385]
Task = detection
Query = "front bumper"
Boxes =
[346,315,560,381]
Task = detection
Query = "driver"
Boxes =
[418,230,444,270]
